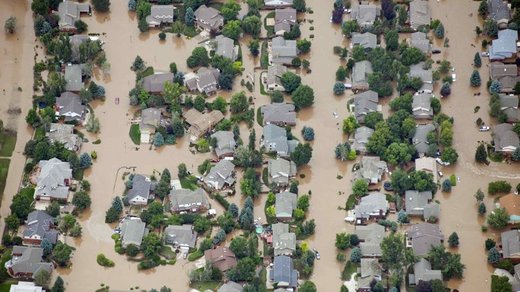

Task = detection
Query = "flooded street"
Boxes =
[0,0,518,291]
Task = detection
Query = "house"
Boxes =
[499,94,520,123]
[351,5,380,28]
[22,211,58,246]
[214,35,238,61]
[409,63,433,94]
[493,123,520,153]
[218,281,243,292]
[409,258,442,286]
[9,282,44,292]
[34,158,72,201]
[275,191,297,221]
[406,223,444,256]
[205,247,237,272]
[120,218,147,248]
[57,1,91,32]
[272,223,296,256]
[64,64,84,92]
[5,247,53,279]
[142,73,174,94]
[502,230,520,260]
[268,158,297,187]
[489,29,519,61]
[498,193,520,224]
[169,188,209,213]
[55,92,85,122]
[352,61,373,91]
[355,156,387,184]
[126,174,152,206]
[146,5,175,27]
[274,8,297,36]
[211,131,236,158]
[194,5,224,33]
[352,90,379,123]
[261,103,296,126]
[488,0,511,28]
[164,224,197,249]
[354,192,389,224]
[265,64,288,92]
[204,160,236,190]
[351,126,374,153]
[410,32,431,55]
[354,224,385,257]
[70,35,90,63]
[46,123,82,152]
[184,67,220,95]
[409,0,431,30]
[358,258,382,291]
[139,107,162,144]
[413,124,436,156]
[183,109,225,142]
[489,63,520,93]
[261,124,298,158]
[270,37,298,65]
[270,255,298,288]
[415,157,438,183]
[264,0,294,8]
[351,32,377,49]
[405,190,439,221]
[412,93,434,119]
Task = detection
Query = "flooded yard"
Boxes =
[0,0,519,291]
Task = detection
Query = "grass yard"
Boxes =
[183,26,199,38]
[0,159,11,196]
[341,260,358,281]
[159,246,176,260]
[129,124,141,145]
[180,175,199,191]
[0,133,16,157]
[190,281,220,291]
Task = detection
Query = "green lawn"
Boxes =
[0,133,16,157]
[159,246,176,260]
[183,26,199,38]
[0,159,11,197]
[129,124,141,145]
[341,261,358,281]
[180,176,199,191]
[256,107,264,126]
[190,281,220,291]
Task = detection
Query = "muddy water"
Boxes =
[0,0,516,291]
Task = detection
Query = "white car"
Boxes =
[313,248,320,260]
[451,73,457,82]
[438,171,443,178]
[479,126,490,132]
[481,52,490,57]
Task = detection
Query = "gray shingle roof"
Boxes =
[169,188,209,212]
[275,191,297,219]
[489,29,519,61]
[352,61,373,90]
[352,32,377,49]
[70,35,90,63]
[413,124,435,156]
[354,192,389,220]
[351,5,380,27]
[409,0,431,30]
[410,258,442,284]
[35,158,72,200]
[204,160,235,190]
[64,64,83,92]
[211,131,236,158]
[56,91,85,122]
[407,223,443,256]
[266,65,288,89]
[352,126,374,153]
[499,94,520,122]
[270,255,298,287]
[355,156,387,184]
[262,124,295,157]
[264,0,294,7]
[46,123,82,152]
[218,281,243,292]
[261,103,296,126]
[164,224,197,248]
[141,108,161,128]
[494,123,520,152]
[8,246,53,278]
[412,93,433,119]
[268,158,297,186]
[271,37,298,65]
[215,35,237,61]
[121,218,147,247]
[205,247,237,272]
[488,0,511,24]
[409,63,433,93]
[58,1,90,30]
[502,229,520,258]
[146,5,175,26]
[354,224,385,257]
[358,258,381,288]
[274,8,296,34]
[410,32,431,54]
[194,5,224,31]
[353,90,379,123]
[272,223,296,256]
[126,174,152,205]
[405,190,433,216]
[183,109,224,140]
[23,211,58,245]
[142,73,174,93]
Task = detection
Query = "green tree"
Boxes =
[290,143,313,167]
[227,258,257,281]
[441,147,458,164]
[297,39,312,53]
[141,233,163,258]
[336,66,347,81]
[4,215,20,231]
[474,52,482,68]
[335,233,351,250]
[488,247,500,264]
[350,247,362,263]
[292,85,314,109]
[222,20,243,40]
[137,0,152,20]
[333,82,345,95]
[34,269,51,286]
[72,191,92,212]
[126,244,140,257]
[381,233,416,275]
[488,208,509,229]
[32,0,49,15]
[448,232,459,247]
[51,276,65,292]
[221,0,241,21]
[335,142,351,161]
[185,7,195,26]
[171,21,186,37]
[52,241,73,267]
[342,116,358,135]
[475,144,487,163]
[352,179,368,197]
[92,0,110,12]
[434,22,445,39]
[248,39,260,56]
[4,17,16,34]
[479,202,487,215]
[187,47,210,68]
[240,168,261,198]
[427,245,465,279]
[384,142,414,166]
[242,16,261,37]
[230,91,249,114]
[385,29,398,51]
[281,71,302,93]
[470,70,481,87]
[299,281,317,292]
[440,82,451,97]
[46,201,60,217]
[342,20,359,37]
[293,0,306,12]
[301,126,315,141]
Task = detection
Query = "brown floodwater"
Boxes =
[1,0,519,291]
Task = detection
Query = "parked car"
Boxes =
[451,73,457,82]
[313,248,320,260]
[481,52,490,57]
[432,49,441,54]
[479,126,490,132]
[383,181,393,191]
[438,171,443,178]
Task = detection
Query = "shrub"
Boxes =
[301,126,315,141]
[333,82,345,95]
[470,70,481,87]
[442,179,452,192]
[159,32,166,40]
[97,254,115,267]
[488,181,512,195]
[4,17,16,34]
[474,52,482,68]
